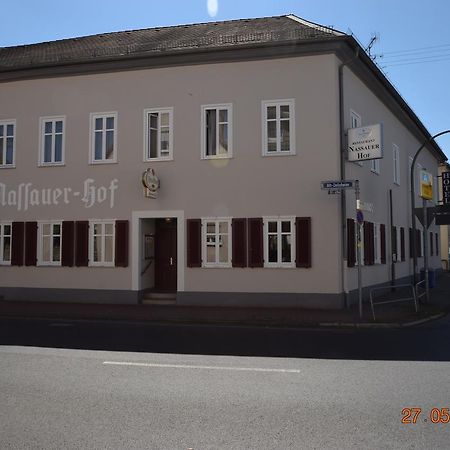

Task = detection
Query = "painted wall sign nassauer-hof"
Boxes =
[347,123,383,162]
[0,179,119,211]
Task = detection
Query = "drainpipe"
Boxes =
[339,48,360,308]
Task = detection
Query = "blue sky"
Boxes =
[2,0,450,159]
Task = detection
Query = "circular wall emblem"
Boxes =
[142,168,160,197]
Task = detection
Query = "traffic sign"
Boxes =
[356,210,364,225]
[320,180,354,190]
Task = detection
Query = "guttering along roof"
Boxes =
[0,14,446,162]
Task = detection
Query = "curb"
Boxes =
[319,312,447,329]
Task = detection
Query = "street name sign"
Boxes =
[320,180,354,190]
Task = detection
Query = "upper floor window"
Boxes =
[89,220,115,266]
[0,120,15,168]
[201,104,232,159]
[349,110,363,167]
[263,217,296,268]
[144,108,173,161]
[39,116,65,166]
[201,218,232,267]
[0,222,12,265]
[262,99,295,156]
[393,143,400,185]
[38,221,62,266]
[370,158,380,174]
[90,113,117,164]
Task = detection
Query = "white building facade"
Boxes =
[0,15,445,309]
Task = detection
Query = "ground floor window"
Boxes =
[89,221,115,266]
[201,218,231,267]
[0,222,12,265]
[263,217,295,267]
[38,221,62,265]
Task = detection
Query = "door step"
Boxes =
[142,292,177,305]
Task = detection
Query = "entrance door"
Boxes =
[154,219,177,291]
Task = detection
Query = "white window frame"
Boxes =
[263,216,296,268]
[39,116,66,166]
[0,222,12,265]
[261,99,296,156]
[89,112,118,164]
[0,119,16,168]
[397,226,402,262]
[354,220,364,266]
[201,217,232,268]
[408,156,413,192]
[417,163,422,195]
[201,104,233,160]
[143,107,174,161]
[370,158,380,174]
[393,143,400,185]
[350,110,363,167]
[373,223,381,264]
[37,220,62,266]
[89,220,115,267]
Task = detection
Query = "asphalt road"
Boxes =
[1,316,450,449]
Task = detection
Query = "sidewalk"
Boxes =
[1,273,449,328]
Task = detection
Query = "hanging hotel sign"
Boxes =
[442,172,450,205]
[347,123,383,162]
[419,169,433,200]
[142,168,160,199]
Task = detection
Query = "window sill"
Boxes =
[202,264,232,268]
[89,263,115,267]
[144,156,173,162]
[0,262,11,266]
[37,262,62,267]
[89,160,118,165]
[262,151,296,157]
[264,263,296,269]
[0,165,16,169]
[38,163,65,167]
[201,154,233,160]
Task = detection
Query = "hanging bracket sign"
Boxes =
[347,124,383,162]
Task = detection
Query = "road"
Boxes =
[1,316,450,449]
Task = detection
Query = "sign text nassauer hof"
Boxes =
[347,124,383,162]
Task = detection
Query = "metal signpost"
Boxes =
[321,179,364,319]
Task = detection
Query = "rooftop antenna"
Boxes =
[365,33,380,60]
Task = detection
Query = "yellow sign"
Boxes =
[420,170,433,200]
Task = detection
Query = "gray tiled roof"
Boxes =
[0,15,343,70]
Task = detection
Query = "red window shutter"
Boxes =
[115,220,129,267]
[75,221,89,267]
[363,221,370,265]
[347,218,355,268]
[232,218,247,268]
[11,222,25,266]
[400,227,405,262]
[24,222,37,266]
[248,218,264,268]
[430,231,434,256]
[369,222,375,265]
[187,219,201,267]
[296,217,311,268]
[380,224,386,264]
[62,221,75,267]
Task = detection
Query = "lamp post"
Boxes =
[410,130,450,288]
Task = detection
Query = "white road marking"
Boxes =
[103,361,301,373]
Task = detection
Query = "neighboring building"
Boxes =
[0,15,446,309]
[438,162,450,270]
